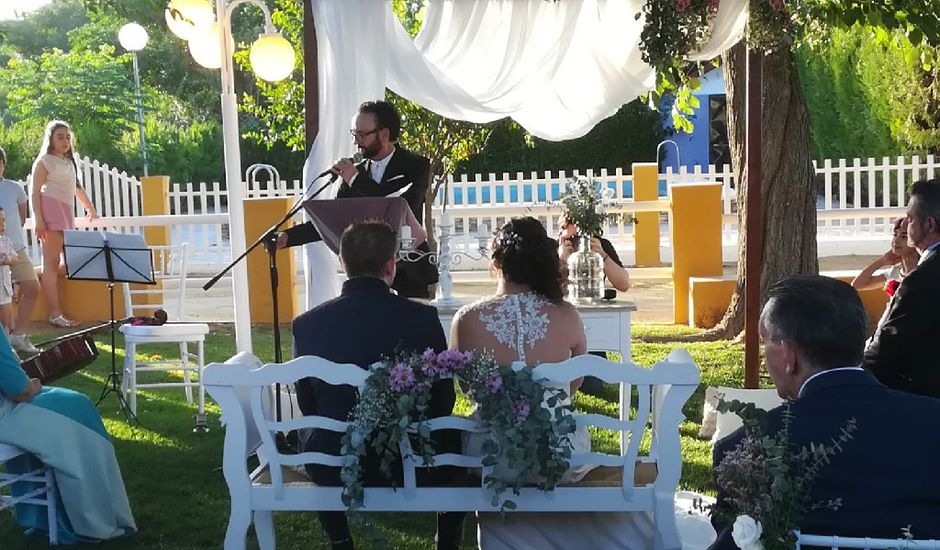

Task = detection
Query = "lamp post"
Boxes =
[118,22,150,177]
[165,0,295,353]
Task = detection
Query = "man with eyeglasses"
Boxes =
[278,100,437,298]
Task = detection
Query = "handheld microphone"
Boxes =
[318,151,364,182]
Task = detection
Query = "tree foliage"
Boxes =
[798,24,939,159]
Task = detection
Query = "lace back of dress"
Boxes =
[477,291,551,366]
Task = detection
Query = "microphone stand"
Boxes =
[203,171,339,426]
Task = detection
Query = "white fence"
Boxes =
[12,154,939,271]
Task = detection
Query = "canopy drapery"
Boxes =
[302,0,747,309]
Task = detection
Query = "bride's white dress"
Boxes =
[455,292,716,549]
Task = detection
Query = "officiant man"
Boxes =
[709,276,940,548]
[864,178,940,398]
[278,100,438,298]
[292,219,464,550]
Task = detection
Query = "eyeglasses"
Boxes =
[349,128,380,139]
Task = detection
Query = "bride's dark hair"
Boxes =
[491,217,564,302]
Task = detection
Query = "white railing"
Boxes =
[11,155,938,271]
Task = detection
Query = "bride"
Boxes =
[449,217,715,549]
[450,216,592,484]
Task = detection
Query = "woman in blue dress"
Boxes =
[0,330,136,543]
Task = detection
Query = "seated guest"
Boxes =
[864,179,940,397]
[0,330,136,544]
[851,216,918,292]
[557,218,630,292]
[291,219,463,550]
[710,276,940,548]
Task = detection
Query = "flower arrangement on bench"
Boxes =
[340,348,577,512]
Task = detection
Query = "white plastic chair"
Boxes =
[797,533,940,549]
[0,442,59,545]
[119,244,210,429]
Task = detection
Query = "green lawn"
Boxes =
[1,323,761,549]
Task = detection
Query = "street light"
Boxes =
[165,0,295,353]
[118,22,150,177]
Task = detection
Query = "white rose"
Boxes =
[731,515,764,550]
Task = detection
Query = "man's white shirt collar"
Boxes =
[797,365,864,398]
[370,148,395,183]
[918,241,940,265]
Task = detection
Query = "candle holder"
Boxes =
[399,213,489,306]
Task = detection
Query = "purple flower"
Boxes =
[483,373,503,394]
[435,349,471,373]
[708,0,720,10]
[513,400,531,421]
[421,348,442,376]
[388,362,416,391]
[768,0,783,10]
[674,0,691,12]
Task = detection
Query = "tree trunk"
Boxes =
[706,42,818,339]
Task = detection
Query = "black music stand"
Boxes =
[63,230,155,424]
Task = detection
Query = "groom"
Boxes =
[709,276,940,548]
[292,219,464,550]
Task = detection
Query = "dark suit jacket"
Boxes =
[284,146,436,298]
[291,276,454,485]
[863,248,940,398]
[709,369,940,549]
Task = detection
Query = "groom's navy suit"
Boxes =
[284,146,437,298]
[864,247,940,398]
[292,276,463,548]
[292,276,454,482]
[710,369,940,549]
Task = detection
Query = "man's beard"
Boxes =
[359,142,381,159]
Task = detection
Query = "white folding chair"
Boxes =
[119,243,211,429]
[0,442,59,545]
[797,532,940,549]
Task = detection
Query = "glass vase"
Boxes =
[566,236,604,302]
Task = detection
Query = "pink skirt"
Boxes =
[41,195,75,231]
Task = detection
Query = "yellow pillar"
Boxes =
[671,182,723,325]
[244,198,298,324]
[138,175,171,309]
[632,162,661,266]
[140,176,170,246]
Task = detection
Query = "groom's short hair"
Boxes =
[340,219,398,278]
[761,275,867,369]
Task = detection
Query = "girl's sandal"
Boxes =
[48,315,75,328]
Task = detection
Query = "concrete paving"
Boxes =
[22,254,879,340]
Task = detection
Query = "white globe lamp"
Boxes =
[249,33,295,82]
[188,22,232,70]
[165,0,214,41]
[118,23,149,52]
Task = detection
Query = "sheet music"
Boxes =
[386,182,412,198]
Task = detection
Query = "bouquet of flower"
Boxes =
[557,177,625,238]
[341,348,577,512]
[713,399,857,550]
[460,358,577,508]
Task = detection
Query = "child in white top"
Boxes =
[0,208,19,332]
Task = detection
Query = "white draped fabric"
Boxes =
[302,0,747,309]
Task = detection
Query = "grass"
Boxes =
[1,323,762,549]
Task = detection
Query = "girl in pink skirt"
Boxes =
[30,121,98,328]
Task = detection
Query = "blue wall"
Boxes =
[659,68,726,172]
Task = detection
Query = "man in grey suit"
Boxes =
[864,178,940,398]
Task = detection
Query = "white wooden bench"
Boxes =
[203,349,700,550]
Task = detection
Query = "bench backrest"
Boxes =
[532,348,699,498]
[204,349,700,501]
